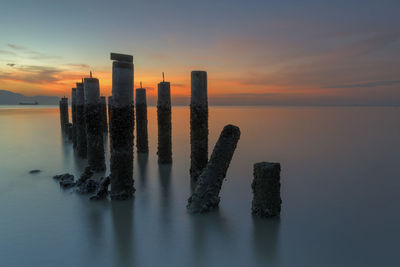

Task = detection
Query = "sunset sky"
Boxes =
[0,0,399,105]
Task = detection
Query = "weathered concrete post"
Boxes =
[71,88,77,148]
[76,82,87,158]
[190,71,208,181]
[136,85,149,153]
[187,124,240,213]
[84,77,106,172]
[100,96,108,133]
[59,97,69,133]
[66,123,73,141]
[157,76,172,163]
[110,53,135,200]
[251,162,282,218]
[108,96,112,132]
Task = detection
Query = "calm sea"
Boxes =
[0,106,399,267]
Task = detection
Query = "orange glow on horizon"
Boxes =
[0,67,331,99]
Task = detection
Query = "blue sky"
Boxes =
[0,0,399,105]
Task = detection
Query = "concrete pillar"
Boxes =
[59,97,69,133]
[187,124,240,213]
[66,122,73,141]
[157,81,172,163]
[108,96,112,132]
[190,71,208,181]
[136,87,149,153]
[100,96,108,132]
[251,162,281,218]
[76,82,87,158]
[84,77,106,172]
[71,88,77,148]
[110,52,135,200]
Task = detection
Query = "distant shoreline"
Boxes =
[1,104,399,108]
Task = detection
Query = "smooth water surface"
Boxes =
[0,106,399,267]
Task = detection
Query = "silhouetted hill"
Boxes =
[0,90,60,105]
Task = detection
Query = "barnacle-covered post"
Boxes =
[109,53,135,200]
[59,97,69,134]
[157,73,172,163]
[100,96,108,133]
[71,88,77,148]
[251,162,282,218]
[76,82,87,158]
[84,75,106,171]
[187,124,240,213]
[190,71,208,181]
[136,83,149,153]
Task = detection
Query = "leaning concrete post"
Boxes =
[136,87,149,153]
[76,82,87,158]
[84,77,106,172]
[59,97,69,133]
[251,162,282,218]
[100,96,108,133]
[71,88,77,148]
[190,71,208,181]
[157,79,172,163]
[187,124,240,213]
[110,52,135,200]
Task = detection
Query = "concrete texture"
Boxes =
[71,88,77,148]
[76,166,94,187]
[157,81,172,164]
[110,53,133,62]
[84,78,106,172]
[100,96,108,132]
[190,71,208,108]
[187,124,241,213]
[136,88,149,153]
[108,96,112,132]
[110,53,135,200]
[190,71,208,181]
[59,97,69,133]
[66,122,73,141]
[111,61,134,108]
[110,106,135,199]
[90,176,110,200]
[53,173,75,188]
[76,82,87,158]
[251,162,282,218]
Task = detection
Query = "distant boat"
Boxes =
[19,101,38,105]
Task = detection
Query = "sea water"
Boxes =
[0,106,399,267]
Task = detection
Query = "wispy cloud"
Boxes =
[325,80,400,89]
[7,44,26,51]
[0,49,16,55]
[7,43,62,60]
[317,32,400,62]
[229,32,400,91]
[0,64,62,83]
[63,63,90,68]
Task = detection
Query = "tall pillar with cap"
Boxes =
[109,52,135,199]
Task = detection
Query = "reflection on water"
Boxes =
[61,133,72,168]
[111,200,135,267]
[137,153,149,189]
[159,164,172,202]
[252,217,280,265]
[81,200,108,252]
[189,210,233,267]
[158,164,172,240]
[1,106,400,267]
